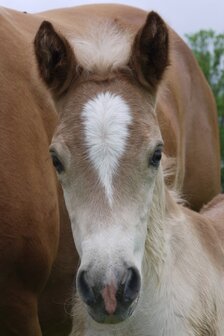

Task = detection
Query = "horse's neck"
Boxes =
[135,177,192,334]
[137,175,224,336]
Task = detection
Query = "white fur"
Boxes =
[82,92,132,205]
[69,170,224,336]
[72,21,133,73]
[79,224,143,288]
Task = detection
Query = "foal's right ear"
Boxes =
[34,21,77,98]
[130,12,169,92]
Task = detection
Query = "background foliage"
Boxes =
[186,30,224,191]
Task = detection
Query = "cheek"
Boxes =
[61,187,85,256]
[131,184,155,258]
[61,186,73,215]
[136,181,155,220]
[70,220,83,257]
[132,226,147,270]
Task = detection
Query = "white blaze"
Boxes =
[82,92,132,205]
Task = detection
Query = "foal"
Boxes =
[34,8,224,336]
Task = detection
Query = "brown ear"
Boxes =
[131,12,169,91]
[34,21,77,97]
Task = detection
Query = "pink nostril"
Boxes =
[101,284,117,315]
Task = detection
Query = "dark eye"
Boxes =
[50,151,64,174]
[149,148,162,168]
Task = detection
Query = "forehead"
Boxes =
[54,77,161,204]
[58,76,158,145]
[56,77,162,168]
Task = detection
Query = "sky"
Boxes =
[0,0,223,38]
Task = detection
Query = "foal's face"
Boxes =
[51,79,162,321]
[34,11,169,324]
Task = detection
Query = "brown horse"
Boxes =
[0,3,221,335]
[33,4,222,335]
[0,8,77,336]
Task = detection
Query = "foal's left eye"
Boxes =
[149,148,162,168]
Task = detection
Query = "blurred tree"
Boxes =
[186,30,224,191]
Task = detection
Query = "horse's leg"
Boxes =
[0,281,42,336]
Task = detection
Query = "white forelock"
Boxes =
[82,92,132,205]
[72,20,133,73]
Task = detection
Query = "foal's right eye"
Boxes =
[149,147,162,168]
[50,151,64,174]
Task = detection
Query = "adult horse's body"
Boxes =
[0,8,77,335]
[33,4,223,336]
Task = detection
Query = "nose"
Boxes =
[122,267,141,303]
[77,267,141,316]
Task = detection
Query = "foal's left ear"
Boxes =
[34,21,76,98]
[131,11,169,91]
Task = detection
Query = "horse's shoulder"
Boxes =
[200,195,224,244]
[183,203,224,270]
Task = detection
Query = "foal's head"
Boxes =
[34,12,169,324]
